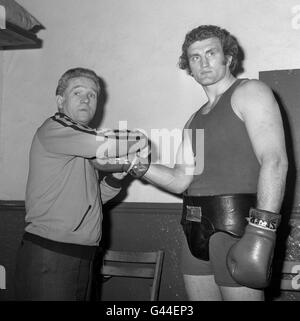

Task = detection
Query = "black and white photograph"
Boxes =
[0,0,299,309]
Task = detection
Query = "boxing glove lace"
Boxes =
[226,207,281,289]
[91,148,151,178]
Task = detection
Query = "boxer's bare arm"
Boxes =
[143,133,195,194]
[232,79,288,213]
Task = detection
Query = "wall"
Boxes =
[98,202,187,301]
[0,201,187,301]
[1,201,299,301]
[1,0,300,202]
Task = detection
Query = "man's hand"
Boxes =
[91,146,151,179]
[96,129,149,159]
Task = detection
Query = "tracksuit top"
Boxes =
[185,79,260,196]
[25,112,121,246]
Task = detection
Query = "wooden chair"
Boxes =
[280,261,300,291]
[100,249,164,301]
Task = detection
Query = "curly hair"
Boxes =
[55,67,101,96]
[178,25,239,75]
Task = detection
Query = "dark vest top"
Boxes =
[185,79,260,196]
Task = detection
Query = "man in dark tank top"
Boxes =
[131,25,288,300]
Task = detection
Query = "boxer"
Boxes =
[101,26,288,301]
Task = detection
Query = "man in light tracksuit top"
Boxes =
[14,68,147,301]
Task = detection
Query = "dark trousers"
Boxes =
[14,239,94,301]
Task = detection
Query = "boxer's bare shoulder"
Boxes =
[231,79,278,121]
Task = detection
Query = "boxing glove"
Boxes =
[91,148,151,178]
[90,156,131,173]
[226,207,281,289]
[126,147,151,178]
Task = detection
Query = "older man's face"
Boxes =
[57,77,99,125]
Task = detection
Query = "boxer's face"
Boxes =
[57,77,98,125]
[187,37,232,86]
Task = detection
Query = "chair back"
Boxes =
[100,249,164,301]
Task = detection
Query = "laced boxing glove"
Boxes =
[226,207,281,289]
[90,156,131,173]
[126,149,151,178]
[91,147,151,178]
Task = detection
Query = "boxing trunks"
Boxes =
[181,193,256,261]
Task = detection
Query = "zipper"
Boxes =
[73,205,91,232]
